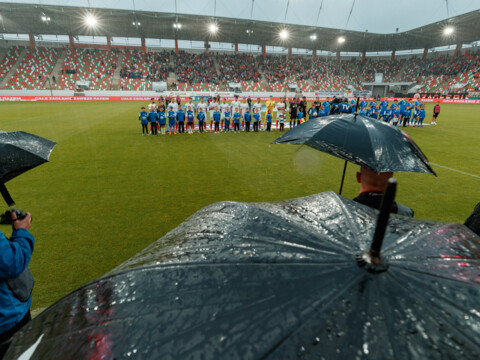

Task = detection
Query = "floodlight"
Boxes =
[173,23,182,29]
[209,23,218,33]
[279,29,289,40]
[310,34,317,40]
[85,14,98,27]
[443,26,454,36]
[132,21,141,26]
[41,15,46,21]
[338,36,346,44]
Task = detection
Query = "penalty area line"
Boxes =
[431,163,480,179]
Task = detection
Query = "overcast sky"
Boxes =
[3,0,480,34]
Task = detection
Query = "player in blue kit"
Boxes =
[379,100,388,121]
[139,106,149,136]
[224,110,231,132]
[368,105,379,119]
[417,104,426,126]
[244,107,252,132]
[176,105,185,134]
[197,108,206,133]
[359,99,368,112]
[186,108,195,134]
[253,108,260,132]
[233,108,241,133]
[157,105,166,134]
[148,108,158,135]
[213,106,221,133]
[266,109,273,132]
[339,99,351,113]
[389,100,398,125]
[322,100,330,115]
[167,108,177,134]
[349,99,357,113]
[402,102,412,127]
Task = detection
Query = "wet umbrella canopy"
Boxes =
[5,192,480,359]
[0,131,56,206]
[272,114,436,175]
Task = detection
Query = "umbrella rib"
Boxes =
[375,276,407,360]
[390,262,480,285]
[260,271,365,360]
[331,196,362,247]
[385,269,480,350]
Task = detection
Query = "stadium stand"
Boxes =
[3,47,59,90]
[0,46,23,83]
[173,52,218,83]
[54,48,117,90]
[176,82,220,91]
[119,50,169,91]
[0,44,478,93]
[241,80,267,92]
[216,54,262,83]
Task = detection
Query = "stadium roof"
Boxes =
[0,0,479,52]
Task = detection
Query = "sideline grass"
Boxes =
[0,100,479,309]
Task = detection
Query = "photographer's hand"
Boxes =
[11,211,32,230]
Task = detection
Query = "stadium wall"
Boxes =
[0,90,479,104]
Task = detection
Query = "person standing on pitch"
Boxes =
[266,109,273,132]
[224,108,231,133]
[252,99,263,130]
[297,107,304,124]
[197,98,208,131]
[417,104,426,127]
[167,107,177,134]
[233,108,241,133]
[289,97,297,129]
[176,105,185,134]
[275,97,286,129]
[197,108,206,133]
[148,107,158,135]
[213,106,221,133]
[220,98,230,132]
[278,109,286,131]
[265,96,275,130]
[431,101,440,125]
[0,211,34,358]
[139,106,149,136]
[240,98,249,130]
[157,105,167,135]
[148,99,156,112]
[253,108,260,132]
[230,95,241,127]
[186,107,195,134]
[244,107,252,132]
[208,96,219,131]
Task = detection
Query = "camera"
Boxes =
[0,209,28,225]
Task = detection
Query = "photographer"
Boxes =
[0,211,34,358]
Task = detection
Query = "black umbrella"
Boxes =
[5,188,480,359]
[272,114,436,193]
[0,131,56,206]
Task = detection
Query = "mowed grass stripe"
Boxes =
[0,100,479,309]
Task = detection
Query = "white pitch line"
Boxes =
[431,163,480,179]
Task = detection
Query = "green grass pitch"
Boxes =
[0,100,479,309]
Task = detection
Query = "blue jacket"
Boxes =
[139,111,148,125]
[0,229,34,334]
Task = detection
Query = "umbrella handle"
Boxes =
[369,178,397,261]
[338,161,348,195]
[0,183,15,207]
